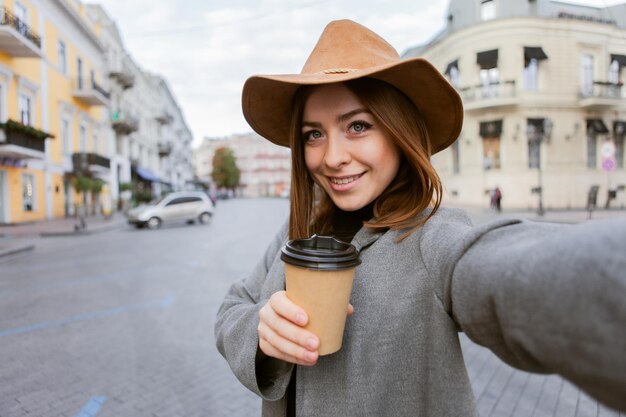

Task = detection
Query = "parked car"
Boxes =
[127,191,214,229]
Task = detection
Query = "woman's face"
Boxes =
[302,83,401,212]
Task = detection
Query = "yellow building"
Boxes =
[0,0,111,224]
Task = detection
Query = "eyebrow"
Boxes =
[302,108,371,129]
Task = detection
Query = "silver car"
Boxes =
[127,191,215,229]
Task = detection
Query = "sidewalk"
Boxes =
[0,212,127,257]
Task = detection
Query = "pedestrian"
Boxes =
[215,20,626,417]
[492,186,502,212]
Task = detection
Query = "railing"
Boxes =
[580,81,623,99]
[72,152,110,173]
[458,80,516,102]
[73,78,111,100]
[111,111,139,133]
[1,126,45,152]
[158,142,172,156]
[0,6,41,48]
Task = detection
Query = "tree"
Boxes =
[212,147,241,191]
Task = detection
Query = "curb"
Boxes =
[0,243,35,258]
[40,223,125,237]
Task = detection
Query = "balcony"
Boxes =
[108,61,134,89]
[0,120,51,159]
[158,142,172,157]
[0,7,42,57]
[72,78,110,106]
[579,81,623,109]
[458,80,519,112]
[155,111,173,125]
[72,152,111,176]
[111,111,139,135]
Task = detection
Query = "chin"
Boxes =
[331,196,370,212]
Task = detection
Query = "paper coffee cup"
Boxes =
[281,235,361,355]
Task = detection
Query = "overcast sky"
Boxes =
[94,0,624,147]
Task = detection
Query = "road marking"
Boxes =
[72,396,107,417]
[0,296,174,338]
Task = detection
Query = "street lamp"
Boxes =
[528,118,552,216]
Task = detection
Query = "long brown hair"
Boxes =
[288,78,443,241]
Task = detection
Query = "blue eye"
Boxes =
[349,121,371,134]
[303,130,322,142]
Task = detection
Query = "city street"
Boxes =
[0,199,623,417]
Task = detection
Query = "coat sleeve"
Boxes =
[214,220,294,401]
[430,215,626,411]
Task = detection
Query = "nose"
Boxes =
[323,130,351,169]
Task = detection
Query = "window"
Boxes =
[93,129,99,153]
[79,125,86,152]
[587,133,597,169]
[445,60,460,88]
[481,0,495,20]
[523,59,538,91]
[451,139,460,174]
[61,118,70,155]
[19,93,32,126]
[77,58,83,89]
[14,2,28,37]
[22,173,35,212]
[581,54,594,96]
[480,68,499,98]
[527,120,544,169]
[480,120,502,170]
[58,40,67,74]
[615,122,625,169]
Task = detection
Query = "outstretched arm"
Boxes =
[451,218,626,411]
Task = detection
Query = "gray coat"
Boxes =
[215,208,626,416]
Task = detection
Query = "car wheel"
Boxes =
[199,212,212,224]
[147,217,161,230]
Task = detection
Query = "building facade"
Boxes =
[0,0,113,224]
[0,0,194,224]
[404,0,626,210]
[193,133,291,198]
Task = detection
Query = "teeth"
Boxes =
[331,175,359,185]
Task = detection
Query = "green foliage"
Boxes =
[119,182,133,192]
[0,119,54,140]
[134,190,153,203]
[211,147,241,189]
[74,176,92,193]
[92,179,104,194]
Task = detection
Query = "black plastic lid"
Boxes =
[281,235,361,270]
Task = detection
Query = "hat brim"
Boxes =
[242,57,463,154]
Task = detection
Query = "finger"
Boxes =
[258,321,319,365]
[259,338,317,367]
[347,303,354,316]
[259,300,319,350]
[270,291,309,326]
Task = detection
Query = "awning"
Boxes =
[444,60,458,76]
[610,54,626,68]
[524,47,548,65]
[135,167,161,182]
[479,120,503,137]
[477,49,498,70]
[527,118,545,134]
[587,119,609,134]
[614,121,626,136]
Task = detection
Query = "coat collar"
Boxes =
[351,221,385,251]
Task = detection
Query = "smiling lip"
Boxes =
[327,172,365,191]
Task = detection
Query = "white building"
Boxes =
[193,133,291,198]
[85,5,194,206]
[404,0,626,210]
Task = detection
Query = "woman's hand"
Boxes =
[258,291,354,366]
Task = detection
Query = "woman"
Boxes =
[215,20,626,416]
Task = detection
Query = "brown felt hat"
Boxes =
[242,19,463,154]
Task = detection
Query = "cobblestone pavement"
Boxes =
[0,199,623,416]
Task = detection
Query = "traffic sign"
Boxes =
[601,141,616,159]
[602,157,616,172]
